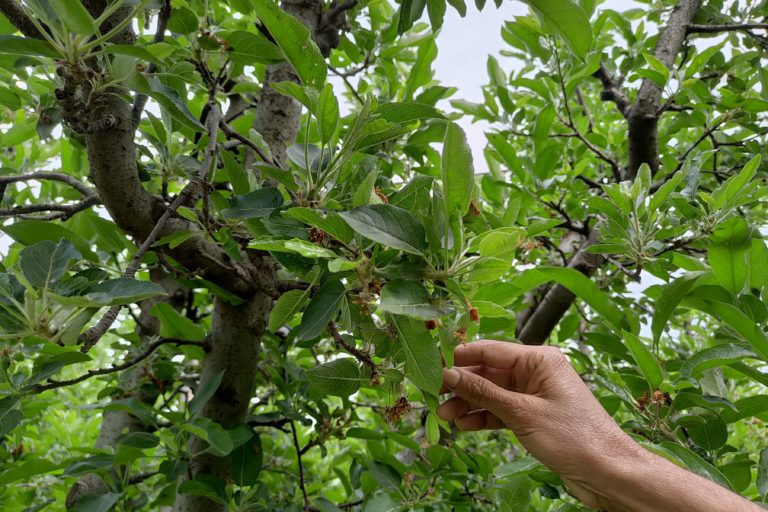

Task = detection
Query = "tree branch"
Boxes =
[554,48,621,181]
[627,0,702,178]
[78,103,222,352]
[23,338,207,394]
[219,119,277,167]
[593,64,631,118]
[0,171,95,196]
[328,321,378,381]
[290,421,311,512]
[0,0,41,37]
[687,23,768,34]
[0,195,100,220]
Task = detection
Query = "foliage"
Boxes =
[0,0,767,511]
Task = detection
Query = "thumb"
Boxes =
[442,367,533,426]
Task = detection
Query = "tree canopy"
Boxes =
[0,0,767,511]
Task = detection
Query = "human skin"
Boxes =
[437,340,763,511]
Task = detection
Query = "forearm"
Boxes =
[585,443,762,512]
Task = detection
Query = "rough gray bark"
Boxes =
[517,0,701,345]
[626,0,702,179]
[251,0,354,167]
[173,282,274,512]
[66,272,186,508]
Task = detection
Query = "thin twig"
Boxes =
[554,48,621,181]
[0,195,100,220]
[78,102,222,352]
[329,65,364,105]
[687,23,768,34]
[23,338,207,394]
[219,119,277,166]
[328,322,377,381]
[290,421,311,512]
[0,172,95,196]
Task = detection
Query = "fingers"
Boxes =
[439,365,515,394]
[437,396,505,431]
[452,340,535,369]
[441,367,535,427]
[455,410,505,431]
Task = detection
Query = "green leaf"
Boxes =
[20,239,80,288]
[523,0,592,59]
[64,278,166,307]
[677,412,727,451]
[306,357,364,396]
[442,122,474,217]
[679,344,756,379]
[0,397,22,437]
[376,102,446,124]
[758,448,768,500]
[268,289,309,333]
[296,279,345,341]
[1,220,97,261]
[516,267,626,334]
[221,188,284,218]
[393,316,442,396]
[339,205,426,255]
[177,474,228,504]
[282,208,354,245]
[167,7,198,35]
[51,0,97,35]
[378,279,445,320]
[71,493,122,512]
[699,301,768,361]
[316,84,339,144]
[151,302,206,341]
[623,331,663,389]
[183,418,233,456]
[0,35,59,58]
[708,217,752,294]
[221,151,250,195]
[230,432,262,486]
[0,458,60,486]
[224,30,283,64]
[141,78,205,132]
[652,273,701,343]
[188,371,224,416]
[253,0,327,88]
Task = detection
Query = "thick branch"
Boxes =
[593,64,631,118]
[0,0,41,37]
[627,0,701,178]
[78,103,223,352]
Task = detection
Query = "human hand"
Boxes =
[437,340,640,508]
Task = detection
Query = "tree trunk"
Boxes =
[173,274,274,512]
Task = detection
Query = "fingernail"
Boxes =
[443,368,460,388]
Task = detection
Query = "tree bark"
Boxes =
[173,274,274,512]
[516,0,701,345]
[626,0,701,178]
